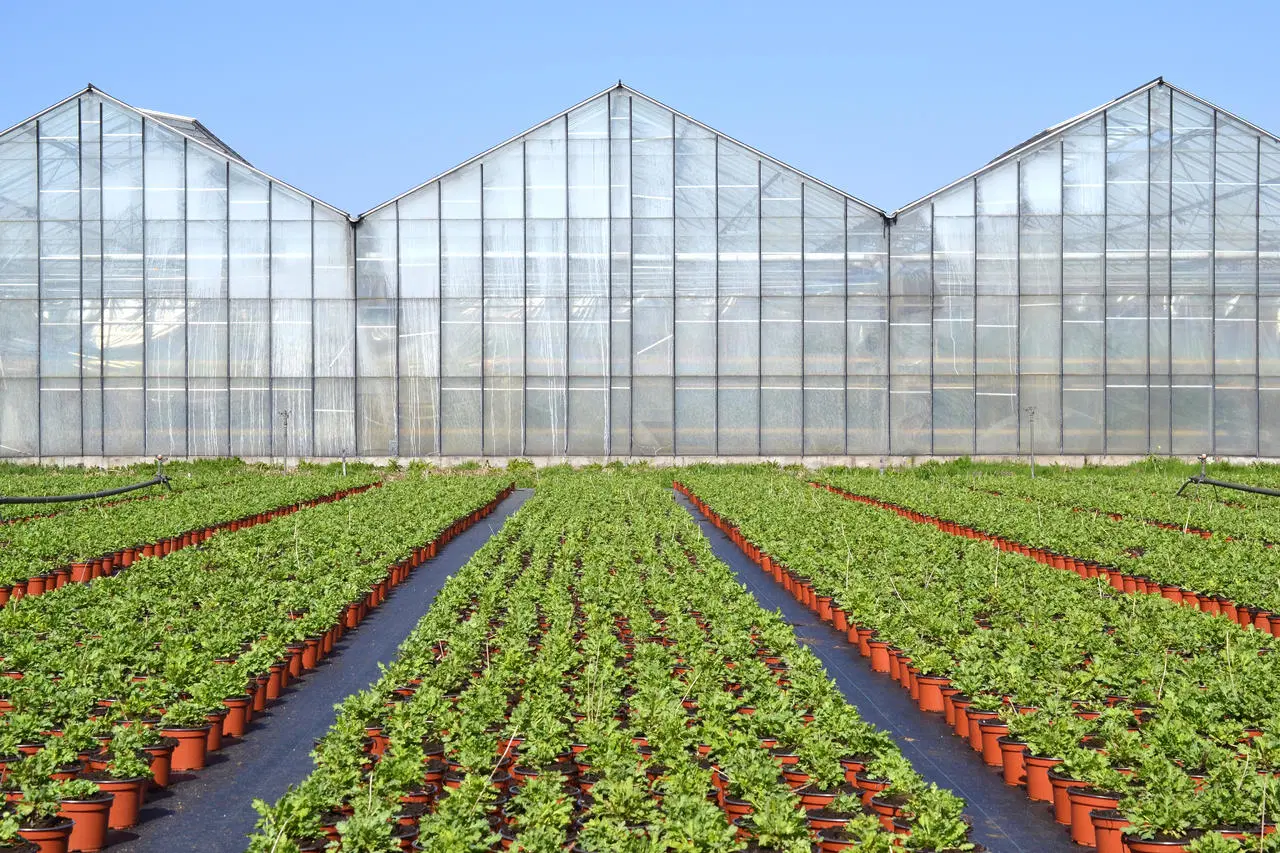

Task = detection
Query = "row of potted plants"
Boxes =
[937,461,1279,544]
[0,460,269,523]
[250,473,974,853]
[0,474,514,853]
[676,466,1280,853]
[0,467,383,595]
[812,480,1278,638]
[812,468,1280,619]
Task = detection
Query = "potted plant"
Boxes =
[156,701,212,772]
[53,779,113,853]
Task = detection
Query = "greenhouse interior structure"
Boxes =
[1,76,1279,463]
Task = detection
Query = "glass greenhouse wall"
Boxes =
[0,80,1277,459]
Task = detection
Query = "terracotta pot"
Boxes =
[97,777,146,829]
[1024,754,1062,803]
[957,696,972,732]
[1068,788,1120,846]
[18,820,75,853]
[58,794,114,853]
[997,736,1028,786]
[867,641,891,673]
[143,743,173,789]
[222,696,251,738]
[1048,770,1084,825]
[965,709,999,752]
[205,712,226,752]
[1090,810,1131,853]
[915,675,949,713]
[160,725,211,771]
[978,720,1009,766]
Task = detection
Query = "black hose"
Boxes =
[0,474,171,505]
[1176,475,1280,499]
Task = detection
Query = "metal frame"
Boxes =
[6,79,1280,460]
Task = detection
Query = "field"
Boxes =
[0,459,1277,853]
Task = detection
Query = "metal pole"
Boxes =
[1025,405,1037,478]
[341,448,348,478]
[279,409,291,471]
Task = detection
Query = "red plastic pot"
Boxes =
[18,820,75,853]
[1090,810,1131,853]
[58,793,114,853]
[97,777,145,829]
[160,725,211,771]
[1024,755,1062,803]
[1068,788,1120,846]
[997,736,1028,786]
[1048,770,1084,825]
[143,743,173,789]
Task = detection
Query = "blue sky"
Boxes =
[2,0,1276,215]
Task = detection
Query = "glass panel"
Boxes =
[229,378,269,457]
[567,376,607,455]
[718,376,758,455]
[399,218,440,298]
[889,374,930,454]
[976,375,1017,453]
[484,296,523,377]
[441,164,481,219]
[526,296,567,377]
[144,120,184,220]
[40,299,80,377]
[631,100,673,219]
[762,375,801,455]
[399,376,438,456]
[718,296,758,376]
[314,299,354,377]
[847,378,887,454]
[526,376,567,455]
[527,219,567,297]
[526,121,566,219]
[1215,376,1257,454]
[569,219,608,297]
[357,377,396,455]
[631,376,672,454]
[482,144,523,220]
[271,299,312,377]
[145,297,185,377]
[314,377,355,456]
[675,296,715,375]
[189,377,228,457]
[761,296,801,376]
[356,299,396,378]
[889,296,930,374]
[41,377,80,456]
[356,209,396,298]
[228,299,268,378]
[804,295,843,375]
[675,376,714,455]
[890,206,930,296]
[35,219,76,298]
[568,295,607,376]
[933,376,975,455]
[484,376,522,456]
[271,219,311,299]
[803,375,843,455]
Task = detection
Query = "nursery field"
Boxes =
[1,459,1279,853]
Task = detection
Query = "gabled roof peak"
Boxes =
[892,76,1279,217]
[358,80,888,219]
[0,84,348,217]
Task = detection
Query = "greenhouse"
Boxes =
[1,78,1277,461]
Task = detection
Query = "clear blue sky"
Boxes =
[2,0,1275,215]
